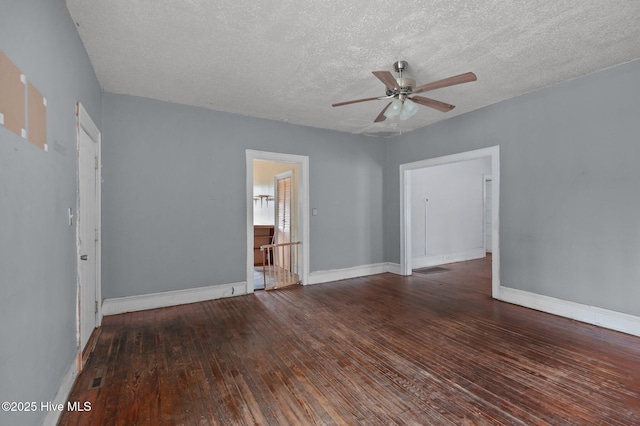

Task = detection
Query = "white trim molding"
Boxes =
[308,262,401,285]
[412,248,486,270]
[102,282,246,316]
[499,287,640,337]
[386,263,403,275]
[43,359,78,426]
[103,261,399,316]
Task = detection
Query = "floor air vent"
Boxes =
[88,367,105,390]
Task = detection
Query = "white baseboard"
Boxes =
[102,282,247,316]
[412,248,485,270]
[103,263,402,314]
[386,262,403,275]
[43,358,77,426]
[499,286,640,337]
[308,262,398,285]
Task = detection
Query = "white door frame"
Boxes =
[483,174,493,253]
[400,146,500,298]
[76,103,102,364]
[246,150,309,293]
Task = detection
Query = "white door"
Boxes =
[77,108,100,353]
[274,171,293,269]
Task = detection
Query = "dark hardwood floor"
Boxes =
[59,256,640,425]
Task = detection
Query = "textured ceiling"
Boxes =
[66,0,640,137]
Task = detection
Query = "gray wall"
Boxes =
[101,93,385,299]
[0,1,102,425]
[385,59,640,317]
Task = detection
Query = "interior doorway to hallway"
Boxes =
[245,150,309,293]
[252,162,296,290]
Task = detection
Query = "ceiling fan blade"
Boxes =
[372,71,399,90]
[332,96,380,107]
[374,102,392,122]
[411,96,456,112]
[412,72,477,94]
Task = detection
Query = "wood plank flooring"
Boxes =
[59,256,640,425]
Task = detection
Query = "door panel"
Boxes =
[274,172,292,270]
[78,126,98,351]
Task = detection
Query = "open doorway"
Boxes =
[400,146,500,298]
[252,162,298,290]
[410,157,491,269]
[245,150,309,293]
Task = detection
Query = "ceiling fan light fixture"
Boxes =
[399,98,419,120]
[383,98,403,119]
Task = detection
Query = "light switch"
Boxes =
[312,208,318,216]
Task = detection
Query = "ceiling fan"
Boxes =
[332,61,477,122]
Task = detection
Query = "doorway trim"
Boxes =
[246,150,310,293]
[400,146,500,298]
[483,174,493,254]
[76,102,102,368]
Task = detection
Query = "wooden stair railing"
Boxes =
[260,241,300,290]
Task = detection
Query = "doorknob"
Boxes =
[80,255,88,261]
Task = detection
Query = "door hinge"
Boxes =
[94,157,99,170]
[94,229,99,242]
[95,300,99,313]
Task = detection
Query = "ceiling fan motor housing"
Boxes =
[396,77,416,91]
[393,61,414,91]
